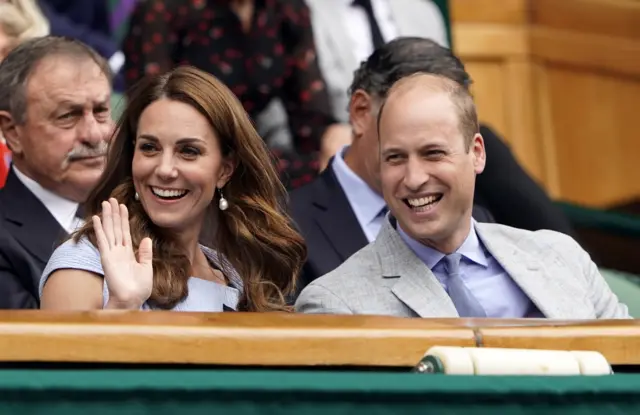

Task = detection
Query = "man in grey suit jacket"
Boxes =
[295,73,629,319]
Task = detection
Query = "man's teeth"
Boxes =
[151,187,187,198]
[407,196,439,207]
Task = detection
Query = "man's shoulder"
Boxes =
[309,242,381,288]
[289,177,323,207]
[476,222,582,253]
[289,169,337,215]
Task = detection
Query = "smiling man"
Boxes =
[295,73,629,320]
[0,36,114,308]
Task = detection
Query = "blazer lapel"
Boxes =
[375,219,458,317]
[0,170,67,267]
[475,224,583,319]
[312,166,368,262]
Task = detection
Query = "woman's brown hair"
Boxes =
[74,66,306,312]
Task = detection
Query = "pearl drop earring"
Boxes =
[134,192,139,201]
[218,188,228,211]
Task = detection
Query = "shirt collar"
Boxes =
[332,145,386,225]
[12,165,79,232]
[397,219,489,269]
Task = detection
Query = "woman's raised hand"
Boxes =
[93,198,153,309]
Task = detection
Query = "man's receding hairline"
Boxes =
[388,73,459,97]
[377,74,458,129]
[26,52,109,91]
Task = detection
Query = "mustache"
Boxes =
[66,142,108,162]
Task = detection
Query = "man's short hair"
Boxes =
[348,36,472,101]
[376,72,479,151]
[0,36,112,124]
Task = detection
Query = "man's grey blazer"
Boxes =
[295,218,630,319]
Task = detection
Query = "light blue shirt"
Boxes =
[40,237,242,312]
[397,221,534,318]
[332,146,386,242]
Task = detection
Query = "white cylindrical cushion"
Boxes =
[467,348,580,375]
[570,351,612,375]
[423,347,611,375]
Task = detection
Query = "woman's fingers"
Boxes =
[110,198,123,246]
[93,215,109,253]
[101,200,114,247]
[120,203,132,247]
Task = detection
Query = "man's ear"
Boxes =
[216,153,237,189]
[0,110,22,155]
[471,133,486,174]
[349,90,375,139]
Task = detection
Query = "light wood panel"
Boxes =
[547,67,640,205]
[451,0,640,207]
[465,61,508,138]
[0,312,638,366]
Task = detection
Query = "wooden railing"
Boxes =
[0,312,638,367]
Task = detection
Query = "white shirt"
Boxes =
[12,166,82,234]
[332,145,387,242]
[341,0,399,64]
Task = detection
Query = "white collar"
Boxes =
[12,165,80,233]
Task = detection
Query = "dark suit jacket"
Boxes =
[0,170,68,309]
[39,0,117,59]
[38,0,125,91]
[475,124,574,237]
[289,160,495,293]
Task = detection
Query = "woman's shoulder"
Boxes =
[200,245,244,291]
[39,236,104,297]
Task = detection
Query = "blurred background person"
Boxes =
[38,0,126,91]
[0,0,50,188]
[121,0,351,189]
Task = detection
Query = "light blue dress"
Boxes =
[39,237,243,311]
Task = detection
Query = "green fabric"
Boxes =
[601,268,640,317]
[1,369,640,414]
[431,0,452,47]
[110,93,125,121]
[557,201,640,238]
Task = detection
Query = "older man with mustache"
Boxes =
[0,36,113,308]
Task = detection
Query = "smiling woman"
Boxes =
[39,66,307,313]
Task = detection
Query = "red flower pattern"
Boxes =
[122,0,336,189]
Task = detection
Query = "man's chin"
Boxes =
[397,215,446,240]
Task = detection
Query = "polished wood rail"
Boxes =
[0,312,638,366]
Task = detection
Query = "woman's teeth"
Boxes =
[151,187,188,199]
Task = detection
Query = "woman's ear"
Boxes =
[216,154,237,189]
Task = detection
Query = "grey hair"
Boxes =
[0,36,112,124]
[348,37,472,103]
